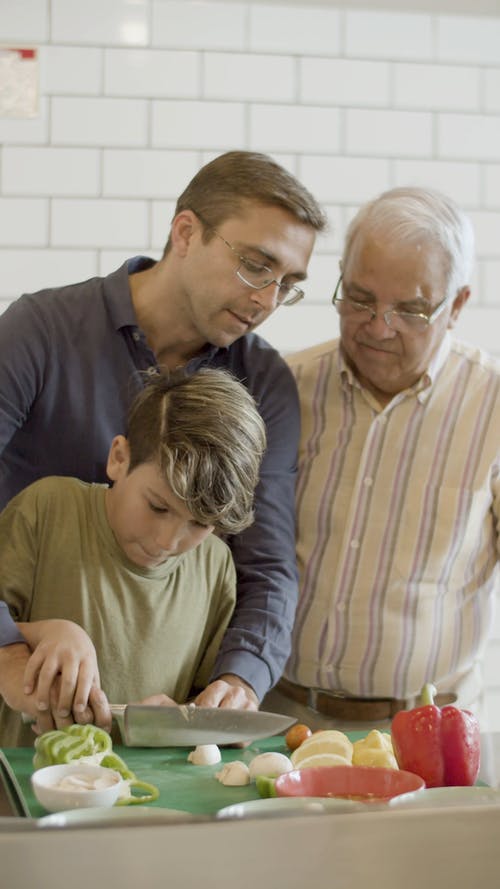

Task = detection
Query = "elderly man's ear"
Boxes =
[448,286,470,328]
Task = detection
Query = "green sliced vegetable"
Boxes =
[33,723,112,769]
[117,779,160,806]
[32,724,159,805]
[255,775,277,798]
[100,752,136,782]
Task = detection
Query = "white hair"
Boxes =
[343,186,475,298]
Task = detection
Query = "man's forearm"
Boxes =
[0,642,33,712]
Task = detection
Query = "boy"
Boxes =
[0,368,266,746]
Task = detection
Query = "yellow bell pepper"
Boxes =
[352,729,398,769]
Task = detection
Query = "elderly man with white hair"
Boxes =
[265,186,500,733]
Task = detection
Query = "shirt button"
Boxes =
[350,539,360,549]
[133,331,140,341]
[377,414,387,424]
[363,477,373,487]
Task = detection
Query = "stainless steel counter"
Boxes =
[2,802,500,889]
[2,734,500,889]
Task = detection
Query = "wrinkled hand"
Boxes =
[193,674,259,711]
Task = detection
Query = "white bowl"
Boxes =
[388,785,500,810]
[38,807,197,828]
[31,763,124,813]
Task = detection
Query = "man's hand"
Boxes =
[193,674,259,710]
[0,642,35,713]
[15,619,112,733]
[19,619,101,720]
[0,641,111,733]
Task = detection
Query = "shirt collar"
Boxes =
[103,257,156,331]
[103,257,226,364]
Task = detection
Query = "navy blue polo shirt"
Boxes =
[0,259,300,699]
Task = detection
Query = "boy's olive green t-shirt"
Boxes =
[0,477,236,747]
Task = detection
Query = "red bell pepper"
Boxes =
[391,684,480,788]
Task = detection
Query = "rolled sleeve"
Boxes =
[0,602,24,647]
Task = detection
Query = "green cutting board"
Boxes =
[1,733,367,818]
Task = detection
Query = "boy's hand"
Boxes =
[33,683,112,735]
[135,693,178,707]
[19,619,105,725]
[193,674,259,710]
[0,641,111,734]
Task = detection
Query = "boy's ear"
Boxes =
[106,435,130,482]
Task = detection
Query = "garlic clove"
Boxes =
[215,761,251,786]
[187,744,221,765]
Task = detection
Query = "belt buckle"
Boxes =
[307,688,406,720]
[306,688,318,710]
[307,687,344,711]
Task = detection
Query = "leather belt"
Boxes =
[278,677,456,722]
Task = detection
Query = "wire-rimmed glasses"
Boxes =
[332,275,452,332]
[197,215,305,306]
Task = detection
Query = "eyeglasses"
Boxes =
[197,216,305,306]
[332,275,452,333]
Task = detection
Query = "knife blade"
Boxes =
[110,704,296,747]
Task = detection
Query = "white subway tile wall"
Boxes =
[204,52,295,102]
[250,6,341,54]
[438,113,500,161]
[393,63,480,111]
[0,198,48,245]
[345,10,433,60]
[42,46,103,95]
[104,49,200,98]
[152,0,246,50]
[1,0,500,726]
[436,14,500,64]
[485,69,500,112]
[51,97,150,146]
[102,149,199,197]
[2,147,101,196]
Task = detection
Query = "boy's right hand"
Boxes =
[18,619,111,732]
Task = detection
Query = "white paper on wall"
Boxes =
[0,47,38,118]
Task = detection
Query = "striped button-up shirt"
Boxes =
[286,334,500,703]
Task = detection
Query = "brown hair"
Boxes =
[163,150,327,255]
[126,368,266,535]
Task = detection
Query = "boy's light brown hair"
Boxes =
[126,368,266,535]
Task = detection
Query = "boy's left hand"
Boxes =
[20,619,101,720]
[33,683,112,735]
[193,674,258,710]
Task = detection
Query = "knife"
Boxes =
[109,704,296,747]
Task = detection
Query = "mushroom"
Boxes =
[248,752,293,780]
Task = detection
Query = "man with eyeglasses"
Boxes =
[264,186,500,731]
[0,150,326,734]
